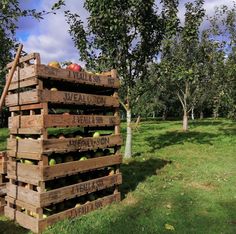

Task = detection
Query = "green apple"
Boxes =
[24,159,34,165]
[75,203,81,208]
[76,135,83,139]
[50,87,58,91]
[49,158,56,166]
[43,214,48,219]
[79,156,87,161]
[15,136,22,140]
[93,132,100,138]
[64,155,74,162]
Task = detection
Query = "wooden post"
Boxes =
[0,44,23,111]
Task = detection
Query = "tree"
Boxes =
[156,0,206,131]
[65,0,177,157]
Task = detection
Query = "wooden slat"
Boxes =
[41,90,119,107]
[9,77,38,91]
[9,114,120,129]
[5,193,120,233]
[5,196,40,213]
[38,193,120,232]
[7,134,122,155]
[9,128,43,135]
[5,89,39,106]
[7,154,122,184]
[0,151,7,174]
[5,89,119,107]
[7,53,40,69]
[4,205,39,233]
[7,173,122,207]
[9,103,44,112]
[7,64,119,89]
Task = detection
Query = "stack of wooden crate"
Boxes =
[4,53,122,233]
[0,151,8,214]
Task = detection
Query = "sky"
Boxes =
[16,0,234,65]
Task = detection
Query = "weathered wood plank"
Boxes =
[5,193,120,233]
[6,89,119,107]
[7,134,122,155]
[9,103,44,112]
[41,90,119,107]
[9,77,38,91]
[7,53,40,69]
[0,151,7,174]
[9,114,120,129]
[7,173,122,207]
[5,89,39,106]
[38,193,120,232]
[7,154,122,184]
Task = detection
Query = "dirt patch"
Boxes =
[187,181,216,191]
[122,193,139,206]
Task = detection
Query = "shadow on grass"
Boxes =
[120,158,171,199]
[146,131,218,152]
[0,219,28,234]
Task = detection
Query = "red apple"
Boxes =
[66,63,82,72]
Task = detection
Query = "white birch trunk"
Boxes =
[124,109,132,158]
[183,110,188,131]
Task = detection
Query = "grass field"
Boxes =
[0,118,236,234]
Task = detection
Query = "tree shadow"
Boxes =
[0,218,28,234]
[120,158,171,199]
[146,131,217,152]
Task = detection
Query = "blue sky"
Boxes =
[16,0,234,65]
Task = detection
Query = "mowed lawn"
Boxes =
[0,119,236,234]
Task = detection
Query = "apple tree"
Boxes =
[65,0,178,157]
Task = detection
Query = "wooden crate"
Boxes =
[4,53,122,232]
[0,151,7,175]
[5,192,120,233]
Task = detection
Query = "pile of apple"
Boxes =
[48,61,82,72]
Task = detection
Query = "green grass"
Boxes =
[0,118,236,234]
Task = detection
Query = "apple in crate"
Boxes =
[24,159,35,165]
[67,63,82,72]
[50,87,58,91]
[75,203,81,208]
[58,134,65,139]
[48,61,61,69]
[93,131,100,138]
[79,156,87,161]
[49,158,56,166]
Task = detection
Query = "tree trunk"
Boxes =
[200,110,203,119]
[124,108,132,158]
[191,107,194,120]
[183,110,188,131]
[152,111,155,119]
[162,107,167,120]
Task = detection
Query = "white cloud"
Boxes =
[18,0,234,65]
[17,0,88,66]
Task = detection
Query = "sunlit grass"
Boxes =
[0,118,235,234]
